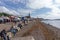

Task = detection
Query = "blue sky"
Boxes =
[0,0,60,19]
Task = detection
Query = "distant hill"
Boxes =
[0,12,12,17]
[54,19,60,20]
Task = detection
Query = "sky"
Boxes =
[0,0,60,19]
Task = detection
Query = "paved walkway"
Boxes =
[11,20,60,40]
[11,20,36,40]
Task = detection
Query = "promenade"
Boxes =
[11,19,60,40]
[0,19,60,40]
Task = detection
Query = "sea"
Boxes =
[42,20,60,29]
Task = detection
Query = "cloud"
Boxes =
[17,8,34,16]
[4,0,27,4]
[26,0,60,19]
[0,6,19,16]
[0,0,60,19]
[0,1,7,6]
[26,0,52,9]
[9,0,21,4]
[55,0,60,4]
[0,6,10,13]
[37,6,60,19]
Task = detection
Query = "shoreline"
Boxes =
[41,21,60,40]
[16,20,60,40]
[41,21,60,29]
[0,19,60,40]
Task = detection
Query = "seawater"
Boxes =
[42,20,60,28]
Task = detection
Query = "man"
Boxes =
[9,26,18,36]
[0,29,7,40]
[21,17,25,25]
[17,23,22,29]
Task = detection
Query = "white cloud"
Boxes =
[55,0,60,4]
[5,0,27,4]
[0,6,10,13]
[10,10,20,16]
[27,0,52,9]
[1,0,60,19]
[9,0,21,4]
[0,6,19,16]
[37,6,60,19]
[17,9,33,16]
[26,0,60,19]
[0,6,33,17]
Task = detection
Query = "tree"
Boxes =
[0,12,11,17]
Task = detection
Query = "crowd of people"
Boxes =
[0,16,31,40]
[0,21,23,40]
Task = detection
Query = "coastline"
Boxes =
[11,19,60,40]
[0,19,60,40]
